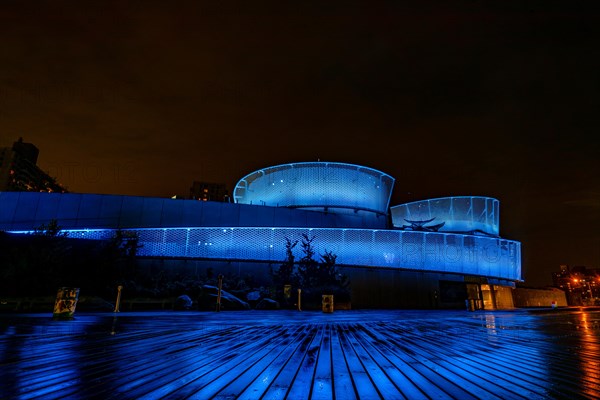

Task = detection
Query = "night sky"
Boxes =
[1,1,599,286]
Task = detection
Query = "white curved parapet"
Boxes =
[233,162,395,215]
[390,196,500,236]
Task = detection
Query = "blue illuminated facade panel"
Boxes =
[390,196,500,236]
[51,227,521,281]
[1,162,523,287]
[0,191,387,231]
[234,162,395,215]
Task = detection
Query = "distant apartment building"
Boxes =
[553,264,600,305]
[189,181,229,202]
[0,138,67,193]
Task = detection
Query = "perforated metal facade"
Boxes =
[2,163,522,283]
[390,196,500,236]
[52,226,520,281]
[233,162,394,215]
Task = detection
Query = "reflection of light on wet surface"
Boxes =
[2,310,600,398]
[485,314,497,335]
[576,311,600,397]
[15,323,81,398]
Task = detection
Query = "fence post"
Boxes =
[216,274,224,312]
[114,285,123,313]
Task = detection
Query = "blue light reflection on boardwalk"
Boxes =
[1,310,599,399]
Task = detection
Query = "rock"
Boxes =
[246,290,261,301]
[174,295,193,310]
[198,285,251,311]
[255,298,280,310]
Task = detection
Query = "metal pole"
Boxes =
[114,285,123,313]
[297,288,302,311]
[216,274,223,312]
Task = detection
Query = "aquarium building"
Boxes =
[0,162,521,309]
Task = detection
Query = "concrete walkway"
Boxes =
[1,309,599,399]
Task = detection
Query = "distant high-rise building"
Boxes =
[0,138,67,193]
[189,181,229,202]
[552,264,600,305]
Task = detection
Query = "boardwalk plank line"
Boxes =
[284,323,326,399]
[329,320,358,400]
[362,323,479,400]
[352,324,452,400]
[99,330,259,396]
[336,323,382,400]
[235,326,315,400]
[210,325,308,399]
[310,323,334,400]
[344,323,406,399]
[3,328,187,380]
[398,333,523,399]
[131,326,292,399]
[12,330,216,399]
[85,326,265,398]
[77,328,248,398]
[167,324,308,399]
[2,310,600,400]
[410,337,547,398]
[375,322,587,399]
[382,322,553,378]
[374,323,555,393]
[346,324,424,400]
[259,324,320,400]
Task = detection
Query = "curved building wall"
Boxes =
[0,192,388,231]
[390,196,500,236]
[32,226,521,281]
[233,162,395,216]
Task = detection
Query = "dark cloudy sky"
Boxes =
[1,1,599,286]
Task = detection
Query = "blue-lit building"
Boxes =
[0,162,521,309]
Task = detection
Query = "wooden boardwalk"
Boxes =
[1,309,599,399]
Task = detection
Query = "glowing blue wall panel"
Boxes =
[234,162,395,215]
[391,196,500,235]
[12,192,40,225]
[0,192,19,223]
[56,193,81,228]
[34,193,60,221]
[120,196,144,227]
[52,227,521,281]
[140,198,163,227]
[99,195,122,220]
[1,192,385,231]
[76,194,103,224]
[160,199,183,226]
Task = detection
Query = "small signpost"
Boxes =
[53,287,80,319]
[322,295,334,313]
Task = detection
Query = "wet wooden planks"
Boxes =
[1,311,599,399]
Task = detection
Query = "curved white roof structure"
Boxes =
[233,162,395,216]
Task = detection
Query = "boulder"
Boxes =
[246,290,261,301]
[255,298,280,310]
[174,294,193,310]
[198,285,250,311]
